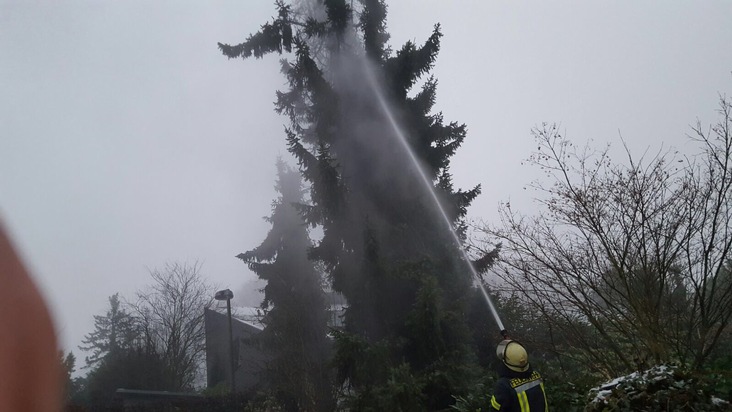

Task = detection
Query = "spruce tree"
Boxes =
[221,2,485,408]
[79,293,138,368]
[238,160,333,412]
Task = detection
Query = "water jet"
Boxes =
[362,63,507,338]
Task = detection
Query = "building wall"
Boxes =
[204,308,267,392]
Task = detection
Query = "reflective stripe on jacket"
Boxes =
[490,367,548,412]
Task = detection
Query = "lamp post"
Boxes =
[214,288,235,393]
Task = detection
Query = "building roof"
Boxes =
[209,305,264,330]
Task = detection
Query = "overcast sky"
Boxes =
[2,1,731,360]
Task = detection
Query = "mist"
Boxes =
[2,3,732,408]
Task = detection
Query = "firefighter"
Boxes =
[490,339,548,412]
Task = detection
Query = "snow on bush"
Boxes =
[585,364,731,411]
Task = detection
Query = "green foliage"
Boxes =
[217,1,292,59]
[60,350,87,406]
[201,382,231,398]
[85,347,176,408]
[243,394,286,412]
[60,350,76,396]
[74,265,213,409]
[341,358,481,412]
[543,380,585,412]
[585,365,731,412]
[705,350,732,401]
[61,350,76,377]
[331,328,392,390]
[343,363,426,412]
[239,160,334,411]
[450,375,496,412]
[79,293,138,368]
[220,1,489,409]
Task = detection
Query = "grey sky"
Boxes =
[2,1,731,360]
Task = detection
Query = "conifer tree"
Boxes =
[79,293,138,368]
[238,160,333,411]
[221,2,487,408]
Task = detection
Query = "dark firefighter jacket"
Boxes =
[490,363,548,412]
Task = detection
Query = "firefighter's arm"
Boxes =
[490,381,513,411]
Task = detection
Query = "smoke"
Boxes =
[233,277,265,307]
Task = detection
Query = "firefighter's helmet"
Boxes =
[496,339,529,372]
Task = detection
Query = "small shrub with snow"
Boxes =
[585,365,731,411]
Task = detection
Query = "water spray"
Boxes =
[362,64,508,339]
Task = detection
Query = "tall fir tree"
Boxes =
[238,160,333,412]
[221,1,488,409]
[79,293,139,368]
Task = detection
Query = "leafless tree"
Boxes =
[131,261,214,390]
[477,95,732,376]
